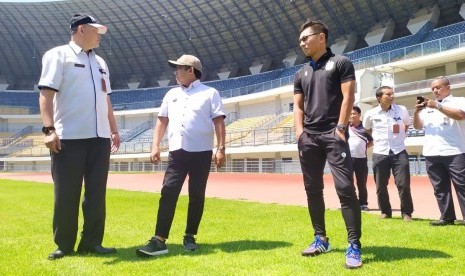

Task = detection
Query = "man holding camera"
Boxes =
[413,76,465,226]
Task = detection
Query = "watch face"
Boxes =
[42,126,55,134]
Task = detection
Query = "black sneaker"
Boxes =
[183,235,199,251]
[136,237,169,257]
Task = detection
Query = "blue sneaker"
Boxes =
[345,242,362,269]
[301,235,331,256]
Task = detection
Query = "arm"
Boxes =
[427,99,465,121]
[293,93,304,140]
[150,116,169,164]
[367,140,373,148]
[213,116,226,168]
[412,103,424,130]
[39,88,60,153]
[363,111,372,136]
[337,80,356,141]
[107,95,120,153]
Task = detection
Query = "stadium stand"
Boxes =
[2,1,465,174]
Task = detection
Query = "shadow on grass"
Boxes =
[103,239,292,264]
[340,246,452,264]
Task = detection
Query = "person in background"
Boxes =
[294,19,362,269]
[38,14,120,260]
[363,86,414,222]
[136,54,226,257]
[348,106,373,211]
[413,76,465,226]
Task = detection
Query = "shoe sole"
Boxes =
[136,248,169,257]
[345,263,362,269]
[184,247,198,252]
[301,246,331,256]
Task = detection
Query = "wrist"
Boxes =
[217,145,225,152]
[42,126,56,135]
[336,124,347,133]
[436,102,443,110]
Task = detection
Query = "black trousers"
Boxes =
[298,130,362,246]
[155,149,212,239]
[352,157,369,206]
[51,138,111,252]
[372,150,413,217]
[425,153,465,221]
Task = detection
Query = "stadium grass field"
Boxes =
[1,179,464,275]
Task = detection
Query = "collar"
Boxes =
[375,104,394,113]
[308,48,333,70]
[440,94,453,103]
[69,41,93,55]
[182,79,201,90]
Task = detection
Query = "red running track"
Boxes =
[0,172,460,220]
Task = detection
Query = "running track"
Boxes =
[0,172,459,220]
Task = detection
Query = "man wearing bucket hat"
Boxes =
[38,14,120,260]
[136,54,226,257]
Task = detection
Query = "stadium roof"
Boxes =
[0,0,464,90]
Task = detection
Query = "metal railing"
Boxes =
[352,33,465,70]
[0,158,428,175]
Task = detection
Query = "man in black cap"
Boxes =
[136,54,226,257]
[38,14,120,260]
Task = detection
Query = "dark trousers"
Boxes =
[425,153,465,221]
[352,157,369,206]
[155,149,213,239]
[372,150,413,217]
[298,130,362,246]
[51,138,110,252]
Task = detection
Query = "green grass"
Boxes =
[0,179,464,275]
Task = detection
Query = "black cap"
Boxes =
[69,14,107,34]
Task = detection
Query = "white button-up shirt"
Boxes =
[159,80,225,152]
[363,104,411,155]
[38,41,111,139]
[419,95,465,156]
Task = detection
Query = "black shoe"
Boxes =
[183,235,199,251]
[455,220,465,225]
[429,220,454,226]
[77,244,116,254]
[48,248,70,260]
[136,237,169,257]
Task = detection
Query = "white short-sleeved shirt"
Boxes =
[363,104,411,155]
[38,41,111,139]
[348,123,372,158]
[159,80,225,152]
[419,95,465,156]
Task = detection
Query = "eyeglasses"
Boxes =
[299,32,320,43]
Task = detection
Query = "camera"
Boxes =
[416,96,426,107]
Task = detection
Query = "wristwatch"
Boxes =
[436,102,443,110]
[42,126,56,135]
[217,146,226,152]
[336,124,347,133]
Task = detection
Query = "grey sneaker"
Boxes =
[183,235,199,251]
[136,237,169,257]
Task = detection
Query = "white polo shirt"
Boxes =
[419,95,465,156]
[159,80,225,152]
[363,104,411,155]
[38,41,111,139]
